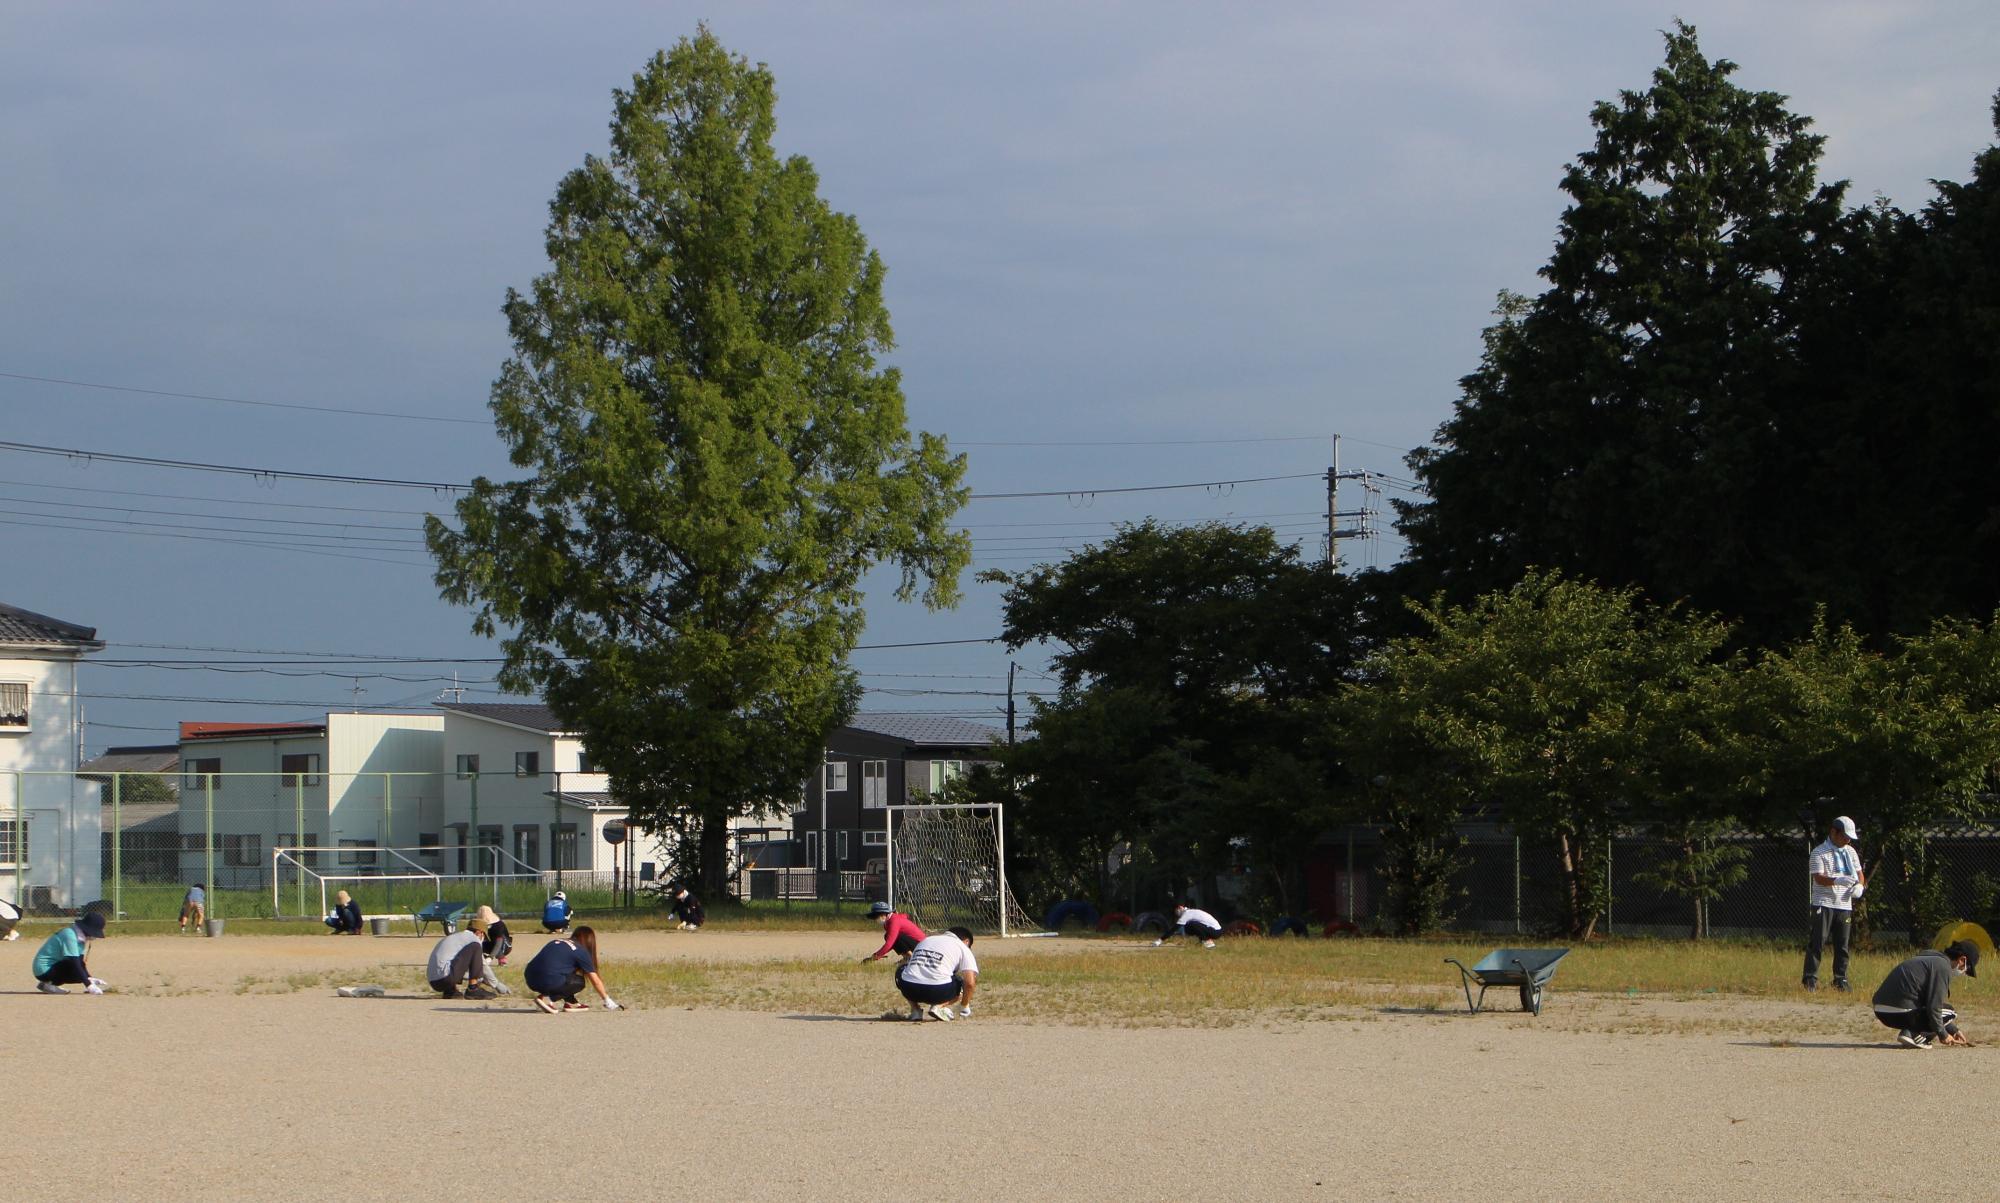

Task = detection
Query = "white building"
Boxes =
[437,702,634,875]
[176,713,444,889]
[0,601,105,909]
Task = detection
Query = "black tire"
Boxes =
[1133,910,1168,934]
[1042,900,1100,932]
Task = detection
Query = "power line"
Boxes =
[968,472,1322,500]
[1,370,487,426]
[0,514,433,567]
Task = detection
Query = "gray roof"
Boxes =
[548,790,624,811]
[843,715,1004,749]
[80,745,181,776]
[0,602,101,648]
[438,701,567,734]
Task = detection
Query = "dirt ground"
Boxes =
[3,930,1993,1201]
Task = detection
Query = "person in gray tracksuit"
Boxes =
[1871,940,1978,1048]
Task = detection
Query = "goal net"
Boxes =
[886,803,1045,937]
[270,845,543,921]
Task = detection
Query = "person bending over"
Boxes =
[1874,940,1978,1049]
[476,905,511,965]
[178,883,206,934]
[324,889,364,935]
[541,891,573,933]
[895,927,978,1022]
[1154,903,1222,948]
[863,901,925,964]
[525,925,620,1013]
[427,919,508,1000]
[35,911,109,994]
[671,887,705,930]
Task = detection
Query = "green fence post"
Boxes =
[469,773,480,879]
[8,771,22,909]
[553,770,563,896]
[1605,837,1614,937]
[111,775,123,921]
[294,776,305,920]
[1344,829,1355,922]
[205,774,216,920]
[1514,836,1522,935]
[383,774,394,917]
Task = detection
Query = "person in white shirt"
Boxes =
[1154,903,1223,948]
[894,927,978,1022]
[1804,815,1866,992]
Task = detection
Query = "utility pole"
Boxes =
[1006,661,1017,747]
[1325,435,1340,569]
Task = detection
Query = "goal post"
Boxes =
[886,802,1048,937]
[270,844,544,920]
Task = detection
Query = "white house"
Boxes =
[436,702,638,876]
[0,601,105,909]
[176,713,444,889]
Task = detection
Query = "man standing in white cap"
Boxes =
[1804,815,1865,992]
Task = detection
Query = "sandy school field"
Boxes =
[2,928,1994,1201]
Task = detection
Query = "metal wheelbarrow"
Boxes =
[1443,948,1570,1016]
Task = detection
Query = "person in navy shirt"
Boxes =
[524,925,620,1013]
[541,890,573,933]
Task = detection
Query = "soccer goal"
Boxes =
[270,845,543,921]
[886,803,1047,937]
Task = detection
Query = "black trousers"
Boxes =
[1802,906,1852,984]
[36,956,88,986]
[897,976,963,1005]
[1180,921,1223,941]
[526,969,587,1004]
[1876,1006,1958,1037]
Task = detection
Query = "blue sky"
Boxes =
[3,2,1996,747]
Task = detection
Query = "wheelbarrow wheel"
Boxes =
[1521,983,1542,1015]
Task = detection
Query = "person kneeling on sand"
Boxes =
[324,889,364,935]
[863,901,924,964]
[525,925,620,1013]
[671,887,705,930]
[895,927,977,1022]
[1153,902,1222,949]
[477,905,511,965]
[1873,940,1978,1049]
[34,911,109,995]
[541,890,573,933]
[427,919,508,1000]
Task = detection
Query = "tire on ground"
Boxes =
[1269,916,1309,937]
[1043,900,1100,932]
[1222,919,1262,937]
[1132,910,1169,934]
[1096,911,1134,932]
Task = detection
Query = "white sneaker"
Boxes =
[1899,1031,1932,1049]
[533,996,560,1014]
[908,1004,926,1022]
[1202,939,1217,948]
[37,981,68,994]
[931,1003,955,1022]
[85,983,104,995]
[4,929,18,941]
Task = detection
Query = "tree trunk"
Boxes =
[696,808,731,901]
[1558,832,1600,941]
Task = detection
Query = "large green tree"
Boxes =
[426,30,969,897]
[988,522,1368,916]
[1348,572,1742,939]
[1396,22,1855,645]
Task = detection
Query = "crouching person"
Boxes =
[524,925,620,1014]
[1873,939,1979,1048]
[427,918,508,1000]
[35,911,109,994]
[895,926,977,1023]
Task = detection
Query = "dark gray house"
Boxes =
[793,716,1003,873]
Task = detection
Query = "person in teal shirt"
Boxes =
[34,911,107,994]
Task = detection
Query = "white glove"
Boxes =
[87,977,107,988]
[603,998,622,1011]
[958,1006,973,1018]
[1151,939,1163,947]
[85,983,105,995]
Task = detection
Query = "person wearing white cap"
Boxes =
[1804,815,1866,992]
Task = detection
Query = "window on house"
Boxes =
[0,681,27,729]
[551,823,579,870]
[0,818,25,864]
[277,833,319,868]
[804,830,820,869]
[836,830,850,862]
[862,830,887,848]
[861,760,888,808]
[515,751,540,778]
[823,760,848,792]
[455,754,479,779]
[418,832,440,860]
[222,834,262,867]
[338,839,377,867]
[576,751,594,773]
[513,825,540,871]
[280,753,322,788]
[184,757,222,791]
[182,833,207,853]
[929,760,966,793]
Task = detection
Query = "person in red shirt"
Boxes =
[863,901,925,963]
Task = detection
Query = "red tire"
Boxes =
[1323,920,1359,937]
[1096,911,1134,932]
[1223,920,1262,937]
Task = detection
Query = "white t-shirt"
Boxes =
[1176,908,1219,930]
[1809,840,1862,910]
[898,933,978,986]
